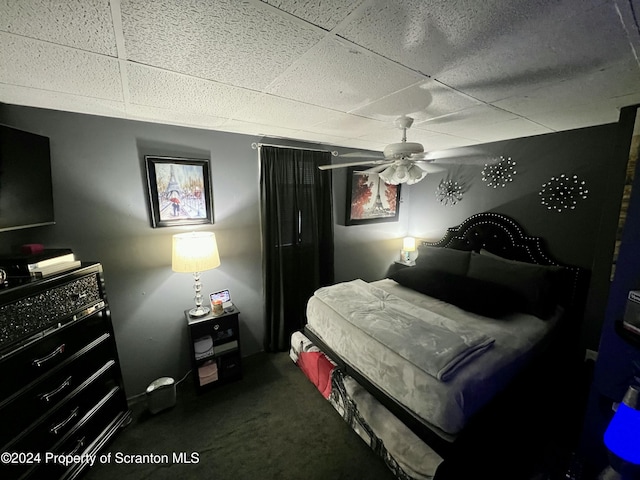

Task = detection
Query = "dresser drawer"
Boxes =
[23,389,128,480]
[1,381,125,479]
[0,310,110,404]
[0,336,117,446]
[0,272,103,350]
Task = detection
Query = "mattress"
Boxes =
[305,278,560,437]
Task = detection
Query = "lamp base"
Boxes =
[188,306,210,317]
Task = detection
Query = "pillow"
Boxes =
[414,246,471,276]
[389,267,525,317]
[467,252,562,319]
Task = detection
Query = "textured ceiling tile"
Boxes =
[337,0,566,76]
[522,97,640,131]
[0,32,122,101]
[307,111,394,139]
[268,37,424,111]
[352,79,481,123]
[126,104,228,129]
[446,118,554,143]
[0,0,117,56]
[418,105,519,134]
[434,1,636,103]
[127,64,262,119]
[0,84,126,118]
[231,93,340,130]
[120,0,324,90]
[494,59,640,117]
[216,119,302,139]
[261,0,360,30]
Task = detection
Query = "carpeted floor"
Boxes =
[83,352,593,480]
[83,352,396,480]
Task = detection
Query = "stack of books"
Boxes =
[0,249,81,279]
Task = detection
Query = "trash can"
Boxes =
[146,376,176,414]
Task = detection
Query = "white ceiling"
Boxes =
[1,0,639,153]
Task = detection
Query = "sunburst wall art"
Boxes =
[539,174,589,212]
[481,156,517,188]
[435,179,464,206]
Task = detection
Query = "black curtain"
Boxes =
[260,146,334,352]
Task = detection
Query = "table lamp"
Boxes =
[172,232,220,317]
[600,385,640,480]
[402,236,416,263]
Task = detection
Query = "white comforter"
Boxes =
[313,279,495,381]
[306,278,560,437]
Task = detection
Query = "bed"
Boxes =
[290,212,588,479]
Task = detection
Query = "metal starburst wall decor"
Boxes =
[539,174,589,212]
[435,179,464,206]
[482,156,517,188]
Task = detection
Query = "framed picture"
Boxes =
[145,156,214,228]
[345,167,401,225]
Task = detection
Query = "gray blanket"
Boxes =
[313,279,495,381]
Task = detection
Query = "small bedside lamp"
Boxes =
[601,385,640,479]
[172,232,220,317]
[402,236,416,263]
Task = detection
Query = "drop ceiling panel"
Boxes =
[216,119,302,139]
[0,32,122,101]
[0,84,126,118]
[435,0,636,103]
[127,64,262,119]
[120,0,324,91]
[231,93,342,131]
[260,0,361,30]
[0,0,639,152]
[352,79,482,123]
[0,0,117,56]
[494,59,640,117]
[126,104,228,130]
[267,37,424,111]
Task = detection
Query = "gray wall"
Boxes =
[403,124,624,349]
[0,103,625,399]
[1,105,267,398]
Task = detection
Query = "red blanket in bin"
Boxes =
[296,351,335,399]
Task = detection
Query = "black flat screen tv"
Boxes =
[0,124,55,232]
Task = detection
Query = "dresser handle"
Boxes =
[72,292,88,301]
[32,344,66,367]
[39,376,72,403]
[67,436,86,456]
[50,407,79,435]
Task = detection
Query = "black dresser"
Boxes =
[0,263,130,480]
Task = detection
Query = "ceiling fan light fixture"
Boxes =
[378,165,397,184]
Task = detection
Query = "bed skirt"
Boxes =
[290,331,443,480]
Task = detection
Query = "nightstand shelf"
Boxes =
[186,305,242,393]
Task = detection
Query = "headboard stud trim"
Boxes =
[421,212,586,308]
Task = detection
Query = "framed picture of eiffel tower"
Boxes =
[145,155,214,228]
[345,167,401,226]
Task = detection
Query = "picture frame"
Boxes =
[145,155,214,228]
[345,167,401,225]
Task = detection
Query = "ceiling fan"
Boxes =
[319,116,492,185]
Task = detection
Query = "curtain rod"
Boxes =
[251,142,338,156]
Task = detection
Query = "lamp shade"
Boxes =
[604,385,640,466]
[403,237,416,252]
[172,232,220,273]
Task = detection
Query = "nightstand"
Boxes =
[185,305,242,393]
[386,260,415,277]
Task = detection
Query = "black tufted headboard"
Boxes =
[422,212,588,311]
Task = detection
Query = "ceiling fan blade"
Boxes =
[415,163,446,174]
[318,160,390,170]
[340,151,385,159]
[412,152,498,166]
[362,164,390,174]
